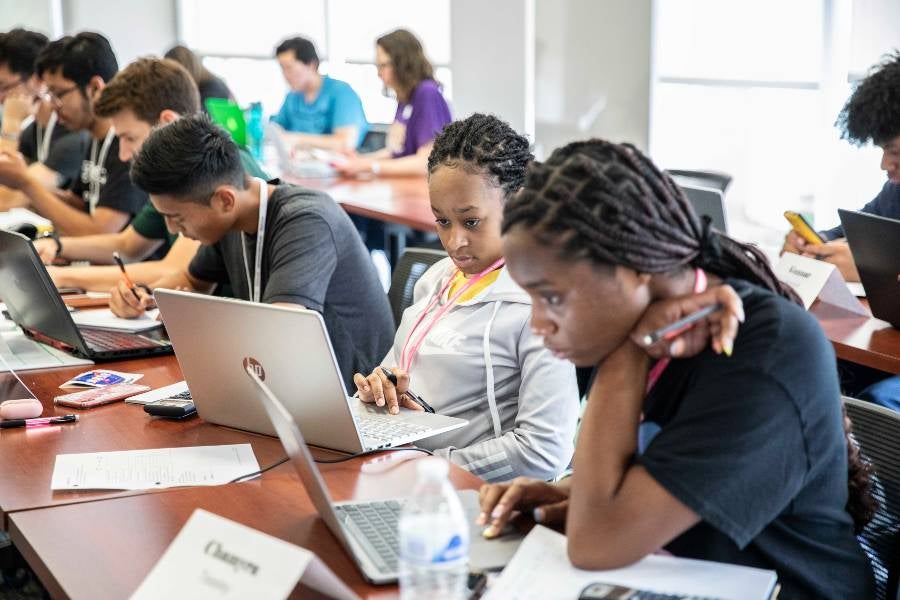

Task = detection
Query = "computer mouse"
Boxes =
[0,398,43,420]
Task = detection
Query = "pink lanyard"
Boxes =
[400,257,505,373]
[645,268,708,394]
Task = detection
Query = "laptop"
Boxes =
[266,122,339,178]
[0,231,173,360]
[676,183,728,233]
[244,366,523,584]
[838,209,900,328]
[205,98,247,146]
[154,289,467,452]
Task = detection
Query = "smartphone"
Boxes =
[579,582,724,600]
[54,383,151,409]
[783,210,824,245]
[144,398,197,419]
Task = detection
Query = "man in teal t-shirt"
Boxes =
[273,37,368,150]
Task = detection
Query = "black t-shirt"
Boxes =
[198,77,234,112]
[18,120,89,188]
[188,181,394,388]
[68,135,148,220]
[635,279,874,599]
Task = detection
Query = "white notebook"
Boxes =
[70,308,162,332]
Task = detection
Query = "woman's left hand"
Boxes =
[630,285,744,359]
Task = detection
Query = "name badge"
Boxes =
[131,509,359,600]
[774,253,868,316]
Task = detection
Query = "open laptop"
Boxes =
[838,209,900,328]
[676,183,728,233]
[205,98,247,146]
[266,122,339,178]
[0,231,172,360]
[244,366,522,584]
[154,290,467,452]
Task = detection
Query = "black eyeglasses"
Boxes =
[48,86,80,104]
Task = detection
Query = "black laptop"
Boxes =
[0,230,173,360]
[838,209,900,328]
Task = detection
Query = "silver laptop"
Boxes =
[266,122,337,178]
[676,183,728,233]
[154,290,467,452]
[244,366,523,584]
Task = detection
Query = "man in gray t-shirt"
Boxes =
[109,115,394,387]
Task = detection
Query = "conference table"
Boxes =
[812,300,900,375]
[2,354,482,599]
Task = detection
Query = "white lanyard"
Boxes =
[36,111,57,163]
[241,178,268,303]
[82,126,115,213]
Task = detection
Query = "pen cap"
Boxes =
[0,398,43,420]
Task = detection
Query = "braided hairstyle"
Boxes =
[428,113,533,199]
[503,139,799,303]
[504,138,875,533]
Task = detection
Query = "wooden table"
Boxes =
[0,355,286,530]
[9,448,482,599]
[812,300,900,375]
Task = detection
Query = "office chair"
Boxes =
[666,169,733,194]
[387,247,447,328]
[844,396,900,600]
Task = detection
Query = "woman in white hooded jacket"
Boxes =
[354,114,579,482]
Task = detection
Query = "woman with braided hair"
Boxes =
[478,140,875,598]
[354,113,579,483]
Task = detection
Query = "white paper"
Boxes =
[846,282,866,297]
[0,330,93,372]
[774,253,868,315]
[0,207,51,230]
[483,525,776,600]
[51,444,260,491]
[71,308,162,332]
[131,509,312,600]
[126,380,189,405]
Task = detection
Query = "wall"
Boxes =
[534,0,651,156]
[0,0,57,36]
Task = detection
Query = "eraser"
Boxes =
[0,398,43,420]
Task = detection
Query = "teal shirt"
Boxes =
[271,75,368,147]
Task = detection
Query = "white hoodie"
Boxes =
[382,257,579,482]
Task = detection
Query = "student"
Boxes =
[335,29,451,177]
[163,45,234,109]
[35,57,267,292]
[272,37,368,151]
[477,140,875,598]
[0,32,148,236]
[354,114,579,482]
[0,31,88,203]
[111,115,394,388]
[782,51,900,282]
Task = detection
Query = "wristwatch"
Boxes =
[40,231,62,258]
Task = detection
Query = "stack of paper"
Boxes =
[484,525,777,600]
[70,308,162,332]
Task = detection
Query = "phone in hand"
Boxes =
[783,210,824,245]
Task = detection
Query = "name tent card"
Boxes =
[774,253,869,316]
[131,509,358,600]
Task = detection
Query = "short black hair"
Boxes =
[0,28,48,79]
[130,114,245,204]
[36,32,118,87]
[34,36,71,78]
[837,51,900,146]
[275,37,318,67]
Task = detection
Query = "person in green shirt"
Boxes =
[37,57,267,291]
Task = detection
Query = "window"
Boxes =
[177,0,451,124]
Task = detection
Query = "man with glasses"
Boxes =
[0,32,147,236]
[0,31,88,208]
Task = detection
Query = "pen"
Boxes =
[112,251,142,302]
[378,366,435,413]
[0,414,78,429]
[641,303,723,347]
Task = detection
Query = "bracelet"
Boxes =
[40,231,62,258]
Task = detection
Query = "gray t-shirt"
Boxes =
[188,181,394,388]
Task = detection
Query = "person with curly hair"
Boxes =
[353,113,579,483]
[782,51,900,282]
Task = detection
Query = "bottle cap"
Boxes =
[416,457,449,480]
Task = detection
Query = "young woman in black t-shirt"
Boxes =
[477,140,875,599]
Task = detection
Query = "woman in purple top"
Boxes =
[335,29,452,177]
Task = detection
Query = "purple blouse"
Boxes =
[392,79,452,158]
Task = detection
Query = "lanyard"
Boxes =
[83,126,115,213]
[645,268,708,394]
[400,257,505,373]
[241,177,268,303]
[36,111,57,163]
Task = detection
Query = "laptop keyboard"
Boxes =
[334,500,403,574]
[82,329,159,352]
[355,413,431,448]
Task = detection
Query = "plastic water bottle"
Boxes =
[399,458,470,600]
[246,101,264,160]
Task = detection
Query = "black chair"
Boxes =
[387,247,447,328]
[666,169,733,194]
[844,396,900,600]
